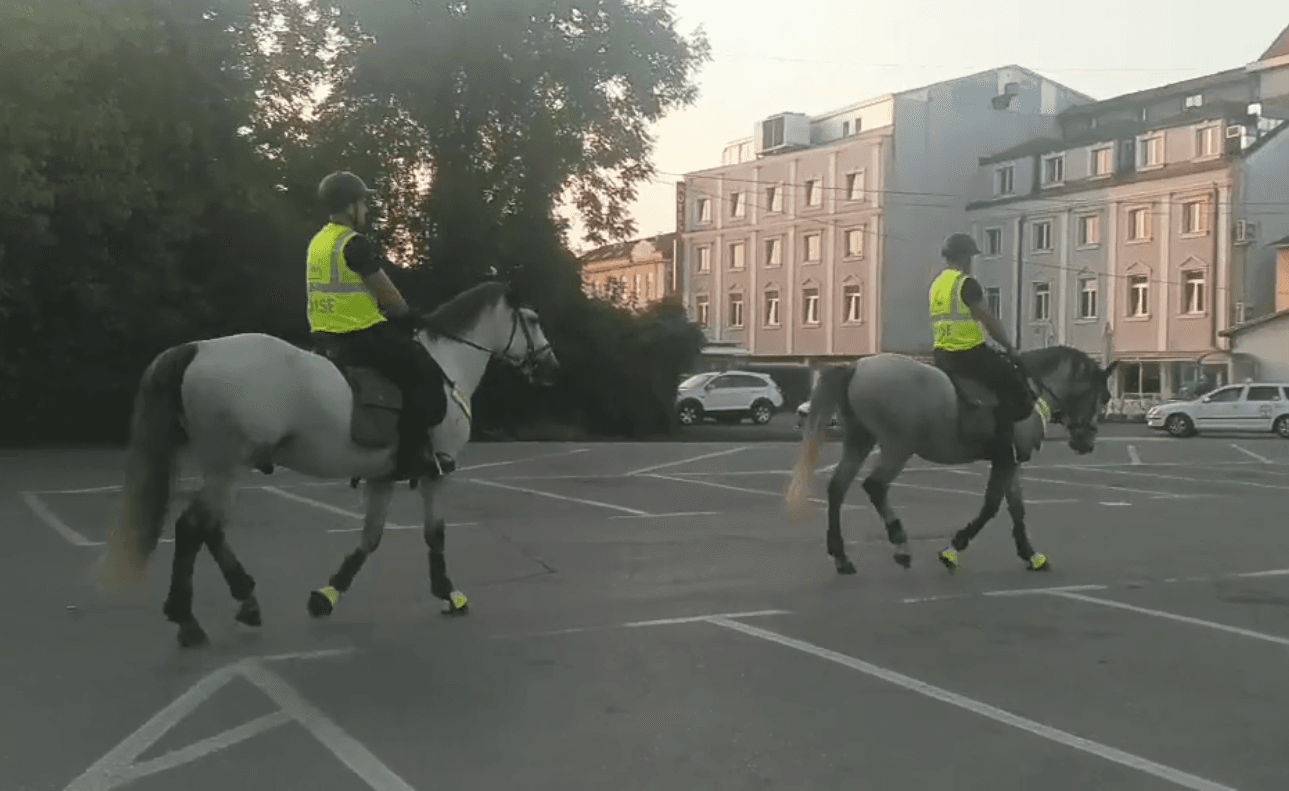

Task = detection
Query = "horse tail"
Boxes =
[784,364,856,520]
[101,341,199,591]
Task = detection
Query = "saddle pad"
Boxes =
[345,367,402,448]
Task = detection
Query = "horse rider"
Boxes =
[306,170,454,481]
[928,232,1034,465]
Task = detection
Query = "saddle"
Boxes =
[942,369,1038,454]
[310,339,407,450]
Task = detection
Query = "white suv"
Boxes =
[676,371,785,426]
[1146,382,1289,438]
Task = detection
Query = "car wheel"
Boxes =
[677,401,702,426]
[751,400,774,425]
[1165,413,1194,438]
[1274,415,1289,439]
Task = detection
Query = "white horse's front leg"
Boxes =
[421,476,468,615]
[307,479,396,618]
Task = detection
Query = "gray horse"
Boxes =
[785,346,1117,575]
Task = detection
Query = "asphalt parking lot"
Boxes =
[3,427,1289,791]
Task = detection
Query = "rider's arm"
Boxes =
[961,277,1016,352]
[345,235,410,316]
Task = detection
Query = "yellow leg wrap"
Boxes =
[938,548,959,567]
[1028,553,1048,569]
[443,590,468,612]
[317,585,340,606]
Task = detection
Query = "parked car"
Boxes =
[1146,382,1289,438]
[794,401,840,429]
[675,371,785,426]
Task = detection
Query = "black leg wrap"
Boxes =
[826,529,845,558]
[428,551,452,600]
[861,477,887,510]
[204,530,255,602]
[330,549,369,593]
[886,518,908,545]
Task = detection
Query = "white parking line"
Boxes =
[708,617,1236,791]
[1042,591,1289,648]
[259,487,418,530]
[610,511,719,520]
[625,446,750,476]
[464,479,650,516]
[1056,465,1289,492]
[494,609,791,638]
[1230,444,1272,464]
[1009,473,1194,499]
[1127,445,1142,465]
[21,492,102,547]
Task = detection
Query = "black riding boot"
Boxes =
[393,390,455,482]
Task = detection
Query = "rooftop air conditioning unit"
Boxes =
[755,113,810,157]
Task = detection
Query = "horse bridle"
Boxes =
[1017,361,1100,437]
[433,304,551,376]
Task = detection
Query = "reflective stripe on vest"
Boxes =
[929,268,984,351]
[306,222,386,334]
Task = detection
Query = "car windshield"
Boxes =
[678,373,715,389]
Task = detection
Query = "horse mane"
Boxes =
[1023,345,1099,381]
[420,282,512,339]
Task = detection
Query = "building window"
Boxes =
[730,192,744,218]
[803,232,821,262]
[766,185,781,212]
[634,274,642,301]
[984,227,1002,256]
[1078,213,1101,246]
[764,289,780,327]
[844,228,864,258]
[995,166,1015,195]
[1138,134,1163,168]
[764,237,782,267]
[854,117,862,134]
[696,245,711,273]
[727,292,744,328]
[695,294,709,326]
[845,171,865,201]
[841,121,850,137]
[1182,199,1209,235]
[1042,154,1065,186]
[802,287,820,325]
[1183,271,1206,314]
[805,179,821,207]
[843,283,862,323]
[1079,277,1098,319]
[1032,220,1053,251]
[1123,361,1162,396]
[1032,282,1051,321]
[1196,126,1220,158]
[1184,93,1203,110]
[986,287,1002,318]
[1128,275,1149,317]
[697,198,711,223]
[728,241,745,270]
[1127,207,1150,241]
[1092,146,1114,176]
[646,272,655,300]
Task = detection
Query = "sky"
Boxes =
[562,0,1285,254]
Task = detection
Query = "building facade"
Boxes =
[966,43,1289,410]
[677,66,1093,366]
[579,233,676,309]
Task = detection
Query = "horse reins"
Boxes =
[427,304,550,376]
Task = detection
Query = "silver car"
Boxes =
[1146,382,1289,438]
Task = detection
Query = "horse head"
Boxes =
[1021,346,1118,455]
[419,282,560,386]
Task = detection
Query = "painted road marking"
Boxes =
[259,486,418,530]
[464,478,651,516]
[1042,591,1289,648]
[61,651,412,791]
[21,492,101,547]
[1057,465,1289,492]
[1127,445,1142,465]
[610,511,720,519]
[626,446,750,476]
[494,609,792,639]
[1230,443,1272,464]
[708,617,1236,791]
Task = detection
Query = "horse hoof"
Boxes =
[1025,553,1051,572]
[894,551,912,570]
[176,620,209,648]
[938,548,960,571]
[440,590,469,616]
[835,559,857,575]
[235,597,262,627]
[308,587,339,618]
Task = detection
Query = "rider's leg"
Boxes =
[372,323,454,477]
[972,346,1022,465]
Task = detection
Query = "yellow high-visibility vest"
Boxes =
[929,268,985,351]
[306,222,386,334]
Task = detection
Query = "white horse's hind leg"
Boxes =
[162,468,250,647]
[421,477,467,615]
[308,479,395,618]
[825,430,875,575]
[858,447,914,571]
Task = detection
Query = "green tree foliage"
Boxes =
[0,0,709,444]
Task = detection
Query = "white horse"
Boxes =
[786,346,1116,576]
[100,282,559,648]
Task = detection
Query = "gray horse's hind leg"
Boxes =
[1004,473,1050,571]
[938,460,1015,570]
[162,471,249,647]
[859,448,913,571]
[308,479,395,618]
[826,431,875,575]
